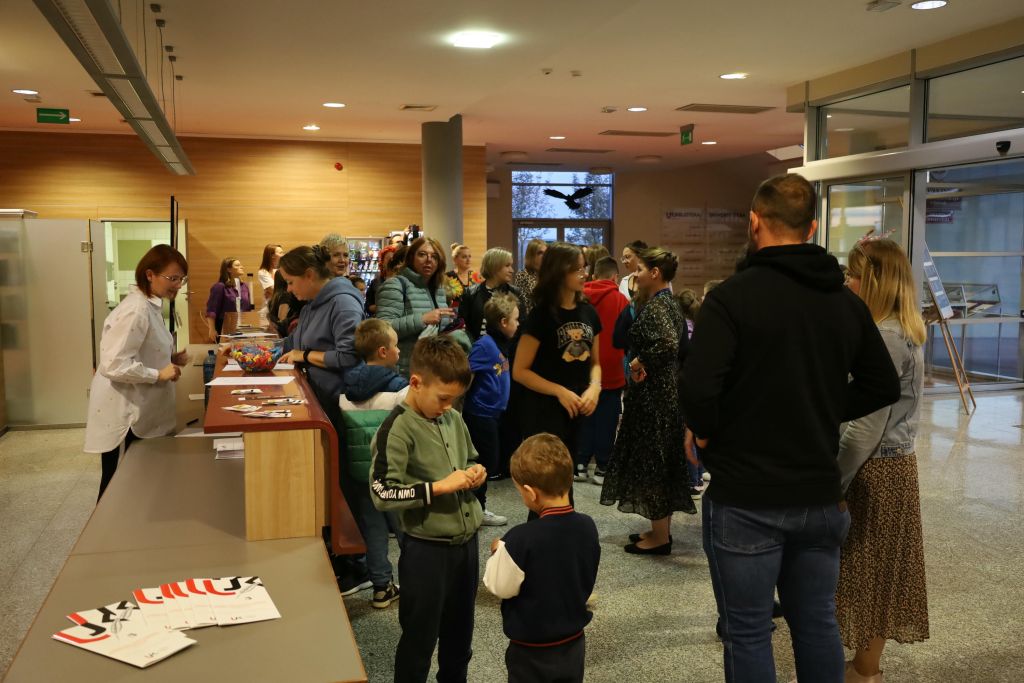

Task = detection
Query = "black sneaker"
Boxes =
[338,571,373,597]
[371,582,400,609]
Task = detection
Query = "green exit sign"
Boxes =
[37,108,69,124]
[680,123,695,146]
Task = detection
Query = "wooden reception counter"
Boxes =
[203,361,365,555]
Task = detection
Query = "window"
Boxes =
[511,171,613,219]
[824,177,906,264]
[927,55,1024,142]
[819,86,911,159]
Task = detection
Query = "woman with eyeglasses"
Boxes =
[512,242,602,487]
[835,239,929,683]
[205,257,254,340]
[84,245,190,500]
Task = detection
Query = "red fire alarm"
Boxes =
[334,162,344,171]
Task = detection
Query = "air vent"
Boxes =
[599,130,675,137]
[400,104,438,112]
[675,103,774,114]
[506,162,563,167]
[545,148,612,154]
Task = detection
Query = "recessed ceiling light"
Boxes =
[701,141,717,145]
[627,107,647,112]
[911,0,947,8]
[69,117,81,122]
[12,89,38,95]
[719,72,748,80]
[826,114,833,118]
[549,136,566,140]
[322,102,346,108]
[835,127,855,132]
[450,30,503,49]
[303,124,320,131]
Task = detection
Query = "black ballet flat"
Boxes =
[624,541,672,556]
[628,533,673,544]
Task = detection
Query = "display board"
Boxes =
[661,205,748,292]
[922,244,954,320]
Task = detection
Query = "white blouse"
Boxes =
[83,288,177,453]
[256,268,275,292]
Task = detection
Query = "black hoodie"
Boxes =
[679,243,900,507]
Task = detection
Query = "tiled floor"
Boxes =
[2,391,1023,681]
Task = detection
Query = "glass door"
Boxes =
[824,176,908,264]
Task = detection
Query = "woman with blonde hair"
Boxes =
[458,247,527,342]
[835,238,929,683]
[444,243,483,310]
[512,238,547,314]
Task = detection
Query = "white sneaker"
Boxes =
[481,509,508,526]
[574,465,589,482]
[590,468,605,485]
[702,471,711,482]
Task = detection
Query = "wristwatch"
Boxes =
[303,349,312,364]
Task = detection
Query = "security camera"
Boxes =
[996,140,1011,156]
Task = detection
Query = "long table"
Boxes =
[203,359,365,555]
[2,437,367,682]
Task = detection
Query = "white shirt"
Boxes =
[83,288,177,453]
[256,268,275,292]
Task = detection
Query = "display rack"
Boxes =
[347,236,384,281]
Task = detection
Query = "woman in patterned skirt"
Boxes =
[836,238,929,683]
[600,247,695,554]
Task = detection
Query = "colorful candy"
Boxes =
[229,342,284,373]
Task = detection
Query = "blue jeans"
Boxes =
[344,475,402,589]
[578,388,622,470]
[702,498,851,683]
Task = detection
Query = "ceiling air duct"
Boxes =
[31,0,194,175]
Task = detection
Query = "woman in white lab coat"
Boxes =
[84,245,190,500]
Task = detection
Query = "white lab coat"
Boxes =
[83,288,176,453]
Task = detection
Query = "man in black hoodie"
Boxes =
[680,174,899,683]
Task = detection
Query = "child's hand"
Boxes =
[466,464,487,489]
[556,387,582,418]
[490,538,500,555]
[434,469,472,495]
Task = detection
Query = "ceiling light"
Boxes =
[303,124,320,131]
[549,136,566,140]
[69,117,81,122]
[911,0,946,8]
[701,141,717,145]
[322,102,346,108]
[12,89,39,95]
[450,30,503,49]
[719,72,748,80]
[826,114,833,118]
[627,107,647,112]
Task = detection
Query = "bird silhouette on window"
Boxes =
[543,187,594,210]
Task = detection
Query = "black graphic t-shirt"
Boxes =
[522,302,602,394]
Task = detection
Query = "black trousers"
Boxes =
[98,429,139,501]
[395,534,479,683]
[463,413,499,509]
[505,634,585,683]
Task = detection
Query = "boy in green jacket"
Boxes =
[370,335,485,683]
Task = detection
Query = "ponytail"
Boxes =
[280,245,332,280]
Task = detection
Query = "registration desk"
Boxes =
[2,437,368,682]
[203,361,365,556]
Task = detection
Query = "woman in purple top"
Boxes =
[205,257,254,340]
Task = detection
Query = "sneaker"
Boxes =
[591,468,606,485]
[481,509,508,526]
[690,482,708,498]
[702,471,711,482]
[574,464,589,482]
[338,572,373,597]
[371,582,400,609]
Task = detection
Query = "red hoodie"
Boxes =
[583,279,629,390]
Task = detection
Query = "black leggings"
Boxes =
[98,430,138,501]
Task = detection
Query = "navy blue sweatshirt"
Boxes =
[483,506,600,645]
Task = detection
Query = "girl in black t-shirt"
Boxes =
[512,243,602,481]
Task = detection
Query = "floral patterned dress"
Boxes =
[600,290,696,520]
[444,270,482,310]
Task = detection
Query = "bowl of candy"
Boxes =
[226,336,284,373]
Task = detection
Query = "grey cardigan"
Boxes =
[376,269,451,376]
[837,318,924,493]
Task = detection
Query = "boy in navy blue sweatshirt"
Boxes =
[464,293,519,527]
[483,434,601,683]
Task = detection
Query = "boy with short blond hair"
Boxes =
[370,336,485,683]
[484,434,601,683]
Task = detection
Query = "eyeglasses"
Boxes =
[160,275,188,284]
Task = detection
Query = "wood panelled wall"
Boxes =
[0,132,486,339]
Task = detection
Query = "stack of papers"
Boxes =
[213,437,244,460]
[53,577,281,668]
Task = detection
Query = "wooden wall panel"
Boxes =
[0,132,486,339]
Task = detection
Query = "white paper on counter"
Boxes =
[183,578,219,627]
[206,376,294,387]
[202,576,282,626]
[164,582,217,629]
[157,583,194,630]
[131,587,172,632]
[54,601,195,668]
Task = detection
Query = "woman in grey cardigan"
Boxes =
[376,236,457,377]
[835,239,929,683]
